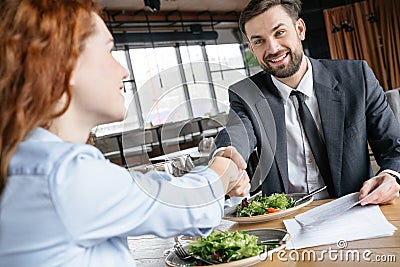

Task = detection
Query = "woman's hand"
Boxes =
[209,156,250,196]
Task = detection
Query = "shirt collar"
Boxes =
[271,56,314,104]
[26,127,63,142]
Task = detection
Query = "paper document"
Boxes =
[284,205,397,249]
[295,181,392,226]
[294,192,361,226]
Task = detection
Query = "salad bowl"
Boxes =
[165,229,289,267]
[223,193,314,224]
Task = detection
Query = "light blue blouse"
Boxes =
[0,128,224,267]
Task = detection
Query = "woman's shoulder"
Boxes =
[8,128,105,177]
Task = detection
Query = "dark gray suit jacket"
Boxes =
[215,58,400,197]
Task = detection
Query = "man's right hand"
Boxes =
[226,170,250,197]
[215,146,247,170]
[208,156,242,194]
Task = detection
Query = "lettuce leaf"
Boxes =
[188,230,263,263]
[237,193,295,217]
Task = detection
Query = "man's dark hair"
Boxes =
[239,0,302,36]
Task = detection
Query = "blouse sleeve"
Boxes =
[49,146,224,247]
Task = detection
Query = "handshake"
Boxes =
[208,146,251,197]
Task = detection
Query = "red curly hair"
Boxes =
[0,0,101,194]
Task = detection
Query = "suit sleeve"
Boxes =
[214,87,258,161]
[364,61,400,172]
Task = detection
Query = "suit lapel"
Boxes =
[255,74,289,192]
[311,59,344,193]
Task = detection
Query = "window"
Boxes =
[206,44,248,113]
[180,45,216,117]
[94,43,250,136]
[130,47,188,126]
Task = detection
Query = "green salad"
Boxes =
[236,193,295,217]
[188,230,264,264]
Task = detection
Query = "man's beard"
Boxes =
[260,49,303,78]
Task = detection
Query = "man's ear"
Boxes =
[296,18,306,41]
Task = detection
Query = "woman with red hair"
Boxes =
[0,1,250,266]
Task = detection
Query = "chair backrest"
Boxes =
[158,120,195,154]
[122,129,152,149]
[160,120,193,141]
[385,88,400,124]
[200,117,221,130]
[93,135,121,158]
[212,112,227,127]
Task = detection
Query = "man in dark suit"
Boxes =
[214,0,400,204]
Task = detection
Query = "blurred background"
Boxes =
[92,0,399,171]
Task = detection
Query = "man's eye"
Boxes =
[276,30,285,36]
[253,39,264,45]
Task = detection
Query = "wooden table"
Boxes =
[128,198,400,266]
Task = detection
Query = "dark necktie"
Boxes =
[290,90,336,197]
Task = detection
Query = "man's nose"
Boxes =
[264,38,281,57]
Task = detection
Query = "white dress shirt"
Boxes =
[271,57,330,199]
